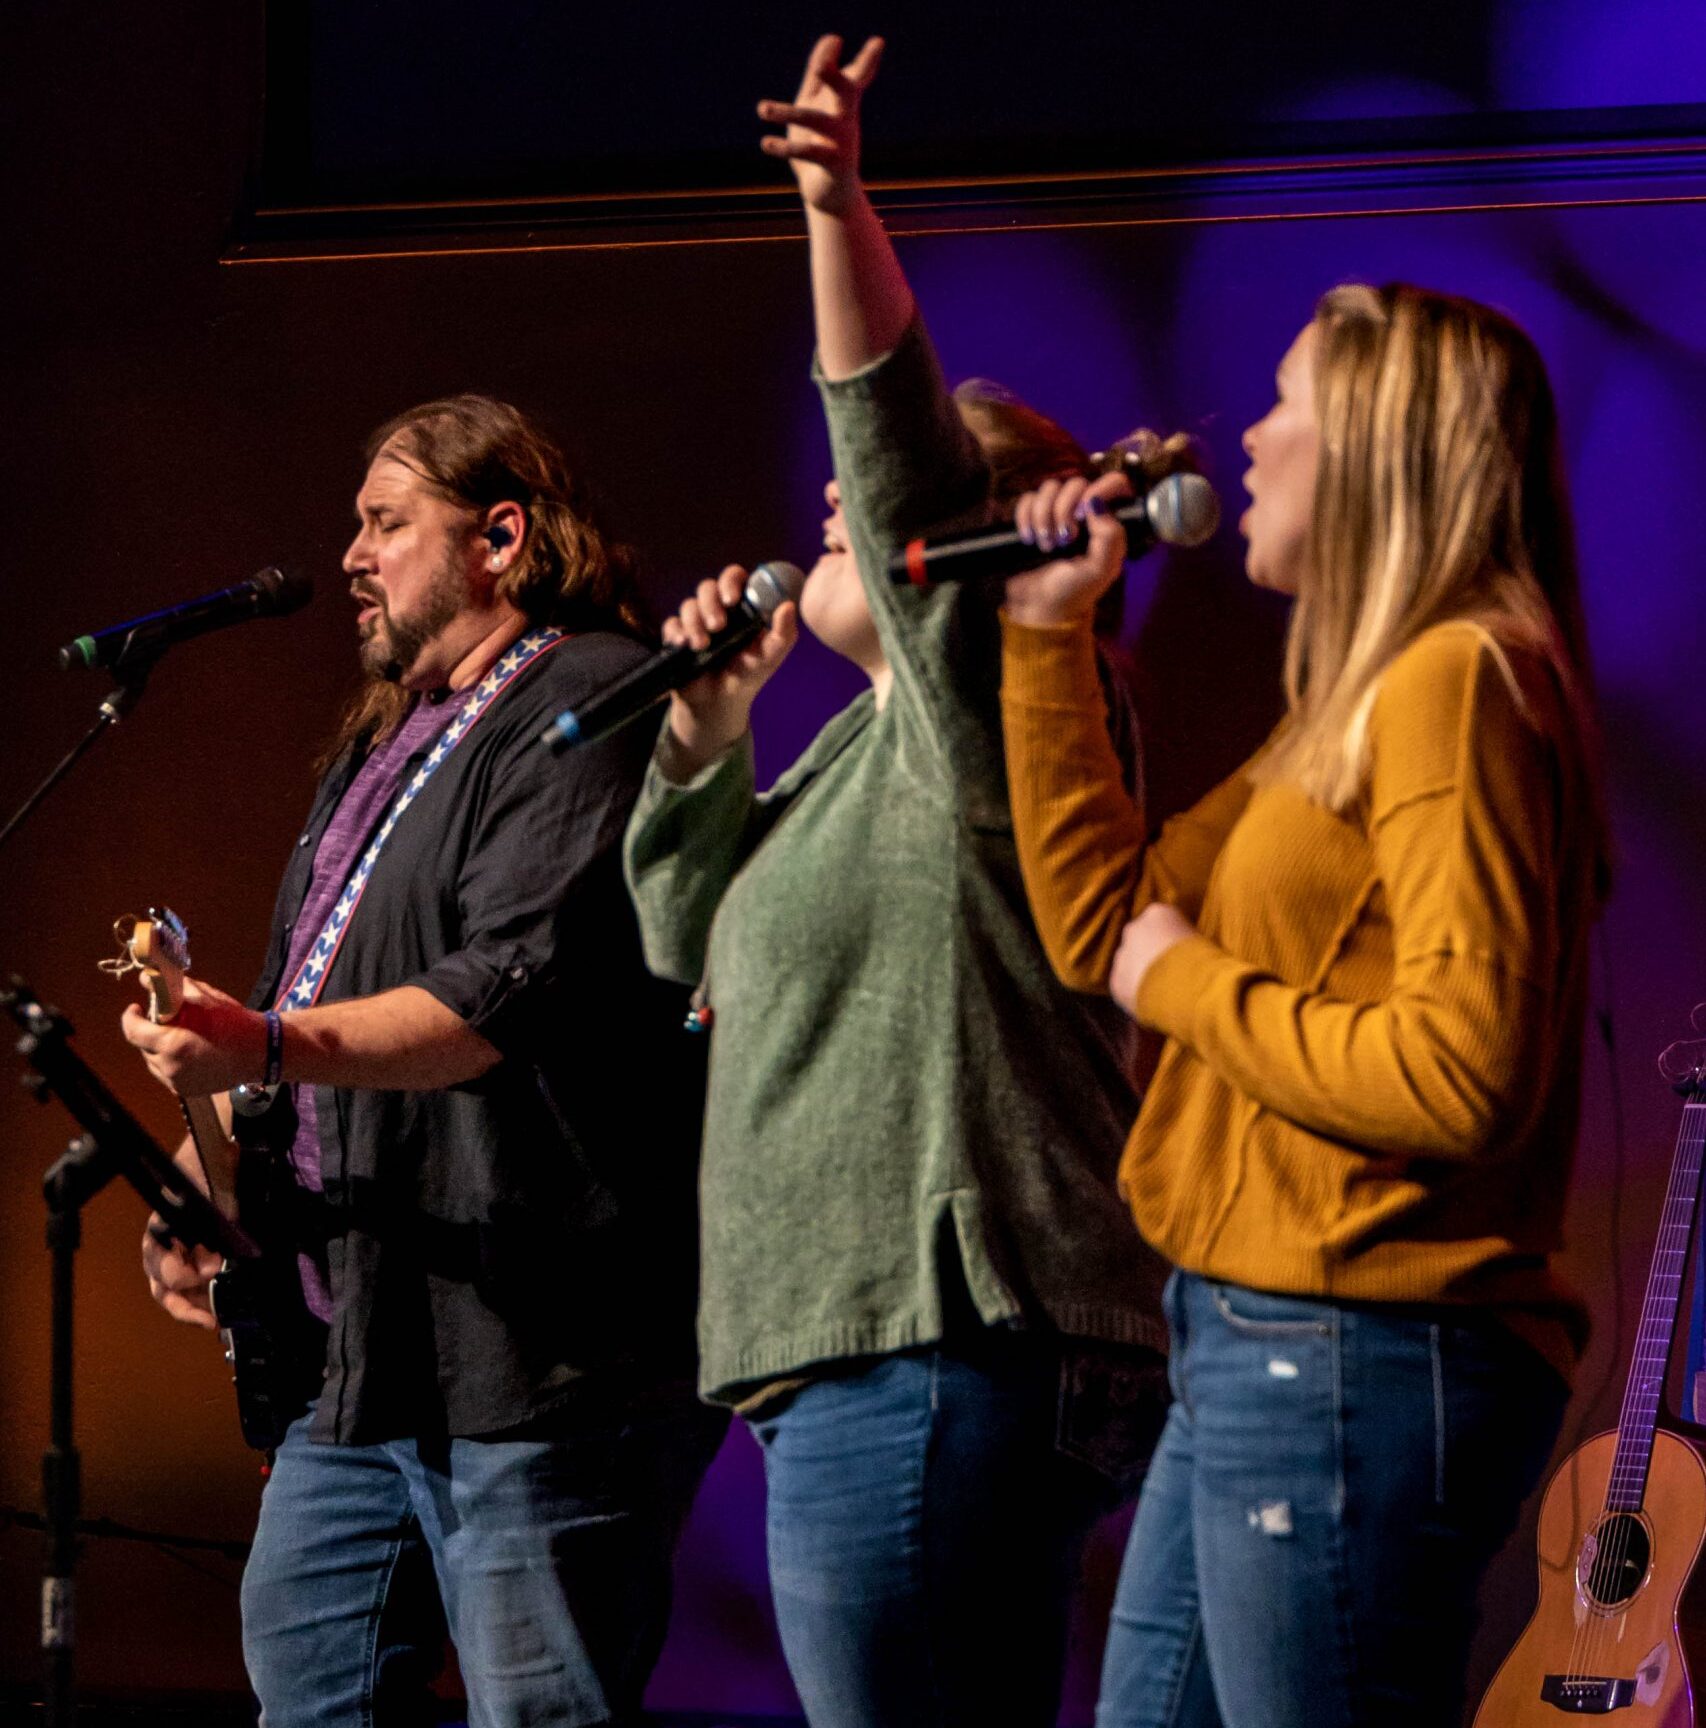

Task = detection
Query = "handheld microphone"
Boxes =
[58,566,313,673]
[888,472,1220,586]
[540,561,806,753]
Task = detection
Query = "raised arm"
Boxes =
[758,34,912,382]
[756,36,995,805]
[762,35,986,550]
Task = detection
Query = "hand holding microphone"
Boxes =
[891,467,1218,595]
[660,564,802,773]
[1003,471,1185,628]
[539,562,803,768]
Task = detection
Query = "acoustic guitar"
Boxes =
[1474,1047,1706,1722]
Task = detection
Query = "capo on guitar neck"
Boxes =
[98,915,145,981]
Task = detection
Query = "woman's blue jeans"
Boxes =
[240,1394,727,1728]
[1096,1272,1568,1728]
[749,1331,1167,1728]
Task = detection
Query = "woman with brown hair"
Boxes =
[622,35,1176,1728]
[999,284,1609,1725]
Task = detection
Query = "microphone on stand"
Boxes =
[540,560,806,753]
[58,567,313,673]
[887,472,1220,586]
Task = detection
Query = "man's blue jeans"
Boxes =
[241,1394,728,1728]
[1096,1272,1568,1728]
[750,1332,1166,1728]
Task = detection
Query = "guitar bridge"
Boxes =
[1541,1675,1636,1713]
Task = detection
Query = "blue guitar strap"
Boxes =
[276,627,566,1011]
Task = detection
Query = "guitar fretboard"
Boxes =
[1606,1093,1706,1513]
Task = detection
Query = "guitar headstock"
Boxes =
[102,907,192,1024]
[1659,1009,1706,1097]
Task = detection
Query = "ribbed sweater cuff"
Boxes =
[1134,932,1226,1039]
[647,726,754,795]
[999,613,1102,709]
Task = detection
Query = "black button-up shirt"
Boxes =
[247,631,704,1445]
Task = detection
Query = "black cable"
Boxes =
[0,1504,249,1562]
[1561,921,1626,1457]
[143,1537,244,1593]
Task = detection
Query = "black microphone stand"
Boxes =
[2,615,301,1718]
[5,980,255,1728]
[0,656,157,857]
[0,645,163,1722]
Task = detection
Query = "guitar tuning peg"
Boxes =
[19,1071,49,1101]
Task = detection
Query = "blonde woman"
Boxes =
[999,286,1608,1727]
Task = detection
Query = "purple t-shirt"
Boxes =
[278,697,454,1317]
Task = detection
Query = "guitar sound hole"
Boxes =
[1580,1514,1651,1610]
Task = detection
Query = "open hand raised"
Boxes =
[758,34,885,215]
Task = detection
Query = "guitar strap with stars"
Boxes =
[275,627,567,1012]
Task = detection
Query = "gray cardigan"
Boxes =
[624,318,1168,1403]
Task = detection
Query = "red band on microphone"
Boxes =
[905,539,928,586]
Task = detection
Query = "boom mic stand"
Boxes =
[0,599,305,1719]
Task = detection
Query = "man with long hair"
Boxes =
[123,395,725,1727]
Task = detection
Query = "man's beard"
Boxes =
[355,556,469,685]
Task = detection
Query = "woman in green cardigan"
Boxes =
[623,34,1172,1728]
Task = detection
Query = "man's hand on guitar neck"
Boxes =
[122,975,266,1096]
[141,1128,227,1332]
[121,977,502,1096]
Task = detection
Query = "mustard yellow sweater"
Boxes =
[1000,615,1594,1381]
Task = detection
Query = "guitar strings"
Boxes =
[1575,1131,1685,1686]
[1563,1102,1694,1684]
[1566,1098,1705,1689]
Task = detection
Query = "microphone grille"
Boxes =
[1147,474,1221,549]
[745,561,807,620]
[252,565,314,616]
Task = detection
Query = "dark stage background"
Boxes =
[4,3,1706,1721]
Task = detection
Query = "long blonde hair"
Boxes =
[1259,282,1609,895]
